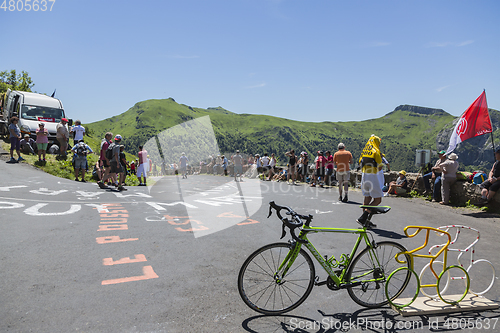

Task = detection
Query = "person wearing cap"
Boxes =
[386,170,408,196]
[232,150,243,181]
[436,153,459,205]
[422,150,447,201]
[56,118,69,157]
[35,123,49,162]
[477,147,500,206]
[179,152,189,179]
[70,120,85,146]
[20,134,36,155]
[333,143,353,202]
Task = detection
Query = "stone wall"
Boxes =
[350,171,500,211]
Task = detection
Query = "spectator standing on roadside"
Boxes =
[35,123,49,162]
[8,116,23,163]
[56,118,69,157]
[285,150,297,185]
[180,152,189,179]
[99,132,113,186]
[20,134,36,155]
[333,143,353,202]
[325,151,334,186]
[267,153,277,181]
[71,139,93,182]
[299,152,309,182]
[311,151,326,187]
[261,153,270,178]
[119,145,129,186]
[137,145,149,186]
[357,135,384,227]
[437,153,459,205]
[70,120,85,146]
[232,150,243,182]
[108,135,126,191]
[222,155,228,176]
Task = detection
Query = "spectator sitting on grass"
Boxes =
[20,134,36,155]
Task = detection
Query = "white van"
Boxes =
[1,89,71,143]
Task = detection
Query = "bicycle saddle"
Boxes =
[360,206,391,214]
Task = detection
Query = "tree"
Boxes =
[0,70,35,93]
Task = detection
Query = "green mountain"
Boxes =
[85,98,499,173]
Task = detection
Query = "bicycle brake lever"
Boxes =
[280,224,286,239]
[267,204,273,218]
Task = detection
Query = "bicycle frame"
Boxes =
[277,225,377,287]
[398,226,452,291]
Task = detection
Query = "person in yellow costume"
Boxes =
[357,135,384,227]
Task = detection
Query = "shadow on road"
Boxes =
[241,307,500,332]
[370,228,407,240]
[462,211,500,219]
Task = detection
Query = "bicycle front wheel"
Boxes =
[238,242,315,315]
[346,241,411,308]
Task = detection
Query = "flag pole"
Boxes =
[491,131,496,162]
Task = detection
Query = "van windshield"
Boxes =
[21,105,65,123]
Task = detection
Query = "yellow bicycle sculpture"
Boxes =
[385,226,470,308]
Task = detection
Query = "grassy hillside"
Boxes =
[85,98,498,173]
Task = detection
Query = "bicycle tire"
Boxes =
[437,265,469,305]
[468,259,496,296]
[238,242,315,315]
[385,267,420,309]
[346,241,411,308]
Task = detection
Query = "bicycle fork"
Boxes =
[274,242,302,284]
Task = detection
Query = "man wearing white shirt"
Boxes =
[71,120,86,146]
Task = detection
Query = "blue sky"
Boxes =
[1,0,499,124]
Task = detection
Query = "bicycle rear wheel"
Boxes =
[346,241,411,308]
[238,242,315,315]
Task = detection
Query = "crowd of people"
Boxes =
[6,115,499,210]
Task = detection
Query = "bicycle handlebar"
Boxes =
[268,201,313,243]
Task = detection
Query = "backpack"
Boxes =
[105,143,115,160]
[76,143,87,156]
[473,172,487,185]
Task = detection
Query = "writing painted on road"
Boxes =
[94,203,158,285]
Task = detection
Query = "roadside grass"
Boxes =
[1,136,142,186]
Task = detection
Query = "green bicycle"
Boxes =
[237,201,412,315]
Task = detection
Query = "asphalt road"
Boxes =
[1,154,500,333]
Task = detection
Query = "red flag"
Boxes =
[446,91,492,154]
